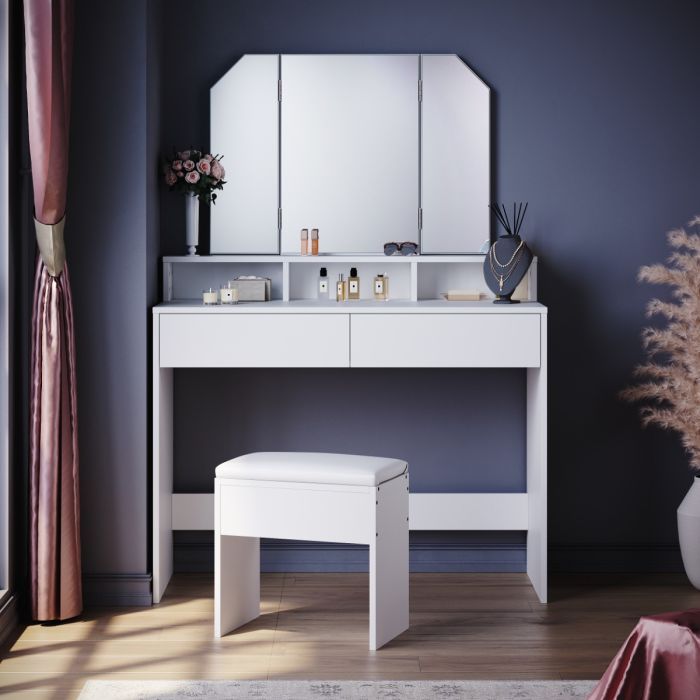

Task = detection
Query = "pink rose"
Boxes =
[178,150,191,160]
[185,170,200,184]
[183,160,195,171]
[165,170,177,186]
[204,153,213,162]
[211,160,224,180]
[172,159,183,171]
[197,159,211,175]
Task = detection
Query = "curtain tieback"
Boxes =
[34,216,66,277]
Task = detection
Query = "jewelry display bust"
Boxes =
[484,234,533,303]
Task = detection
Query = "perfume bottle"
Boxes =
[300,228,309,255]
[348,267,360,300]
[373,274,389,301]
[311,228,319,255]
[336,273,347,302]
[318,267,329,299]
[220,282,236,305]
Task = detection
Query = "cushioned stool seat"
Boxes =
[214,451,409,650]
[216,451,407,486]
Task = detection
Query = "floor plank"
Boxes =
[1,572,699,697]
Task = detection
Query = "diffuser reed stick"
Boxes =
[489,202,529,237]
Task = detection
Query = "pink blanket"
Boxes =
[588,609,700,700]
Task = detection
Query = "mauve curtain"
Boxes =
[24,0,81,620]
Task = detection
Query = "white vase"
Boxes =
[185,193,199,256]
[678,475,700,589]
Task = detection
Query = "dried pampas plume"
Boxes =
[621,216,700,471]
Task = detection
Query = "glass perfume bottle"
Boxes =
[373,274,389,301]
[300,228,309,255]
[310,228,319,255]
[318,267,329,299]
[336,273,347,302]
[220,282,235,304]
[348,267,360,300]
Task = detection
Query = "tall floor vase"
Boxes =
[185,193,199,255]
[678,475,700,589]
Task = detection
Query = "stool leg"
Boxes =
[369,473,409,650]
[214,482,260,637]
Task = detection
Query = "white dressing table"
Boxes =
[152,277,548,605]
[154,53,548,606]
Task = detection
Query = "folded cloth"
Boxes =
[588,609,700,700]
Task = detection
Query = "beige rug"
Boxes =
[79,679,597,699]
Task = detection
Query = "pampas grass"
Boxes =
[621,216,700,470]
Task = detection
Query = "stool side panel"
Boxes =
[214,480,261,637]
[370,473,410,650]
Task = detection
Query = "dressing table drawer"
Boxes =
[159,314,350,368]
[350,314,541,368]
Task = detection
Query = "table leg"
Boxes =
[527,314,548,604]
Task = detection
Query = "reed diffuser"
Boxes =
[489,202,528,237]
[483,202,533,304]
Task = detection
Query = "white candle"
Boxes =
[220,286,234,304]
[202,288,218,305]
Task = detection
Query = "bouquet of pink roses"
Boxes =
[163,148,226,204]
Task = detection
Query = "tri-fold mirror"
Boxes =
[210,54,489,255]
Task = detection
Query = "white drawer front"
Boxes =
[219,482,373,545]
[350,314,540,368]
[159,314,349,367]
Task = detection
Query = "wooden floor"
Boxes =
[1,572,699,698]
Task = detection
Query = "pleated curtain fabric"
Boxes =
[24,0,82,621]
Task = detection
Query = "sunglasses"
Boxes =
[384,241,419,256]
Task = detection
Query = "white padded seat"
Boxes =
[215,451,407,487]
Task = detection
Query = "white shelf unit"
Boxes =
[154,255,546,607]
[163,255,537,303]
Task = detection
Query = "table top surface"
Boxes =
[153,300,548,315]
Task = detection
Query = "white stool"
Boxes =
[214,451,409,650]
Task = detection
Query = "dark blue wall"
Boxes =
[154,0,700,571]
[66,0,160,603]
[174,369,526,494]
[70,0,150,576]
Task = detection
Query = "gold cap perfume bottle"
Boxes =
[336,273,346,302]
[373,274,389,301]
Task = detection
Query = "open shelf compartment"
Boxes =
[162,255,537,303]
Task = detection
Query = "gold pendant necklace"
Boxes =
[489,245,525,293]
[492,239,524,268]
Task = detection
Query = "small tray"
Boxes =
[441,290,483,301]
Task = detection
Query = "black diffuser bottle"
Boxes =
[483,202,533,304]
